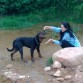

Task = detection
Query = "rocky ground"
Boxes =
[0,28,83,83]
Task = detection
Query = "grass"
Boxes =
[0,15,39,30]
[0,11,82,30]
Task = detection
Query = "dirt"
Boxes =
[0,27,83,83]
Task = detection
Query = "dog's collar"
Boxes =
[35,37,40,45]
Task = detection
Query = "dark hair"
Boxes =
[61,22,74,38]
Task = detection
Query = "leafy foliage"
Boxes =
[73,3,83,23]
[0,0,83,19]
[0,0,52,15]
[0,0,83,29]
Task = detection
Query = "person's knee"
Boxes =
[62,40,75,48]
[62,40,67,45]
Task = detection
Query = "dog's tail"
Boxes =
[7,47,14,52]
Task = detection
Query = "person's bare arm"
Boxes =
[43,26,52,30]
[45,39,53,44]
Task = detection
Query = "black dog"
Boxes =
[7,31,46,62]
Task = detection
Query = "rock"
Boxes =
[27,75,30,78]
[76,65,83,72]
[53,70,62,77]
[64,75,72,80]
[48,79,52,82]
[52,61,62,69]
[18,75,25,79]
[75,74,78,79]
[52,79,56,82]
[52,47,83,67]
[56,78,64,82]
[44,66,51,71]
[4,71,19,80]
[50,71,55,76]
[6,64,13,69]
[74,71,83,83]
[3,71,28,82]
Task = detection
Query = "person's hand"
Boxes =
[45,39,53,44]
[43,26,50,30]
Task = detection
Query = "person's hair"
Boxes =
[61,22,74,38]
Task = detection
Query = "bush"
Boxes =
[73,3,83,23]
[0,0,52,15]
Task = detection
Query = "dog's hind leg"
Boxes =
[19,48,28,63]
[19,48,23,60]
[11,49,18,61]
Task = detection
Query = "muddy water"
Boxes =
[0,27,83,83]
[0,28,60,83]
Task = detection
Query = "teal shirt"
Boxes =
[51,26,81,47]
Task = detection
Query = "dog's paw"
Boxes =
[31,58,35,62]
[11,58,15,61]
[39,56,43,58]
[22,60,28,63]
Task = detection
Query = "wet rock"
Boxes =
[73,69,83,83]
[50,71,55,76]
[64,75,72,80]
[53,79,56,82]
[56,77,64,82]
[52,61,62,69]
[18,75,26,79]
[52,47,83,67]
[48,79,52,82]
[4,71,19,81]
[3,71,29,82]
[52,70,62,77]
[52,79,63,83]
[44,66,51,71]
[27,75,30,78]
[6,64,13,69]
[77,65,83,72]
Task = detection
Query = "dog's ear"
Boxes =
[35,31,46,39]
[35,32,44,38]
[40,30,48,39]
[39,32,46,37]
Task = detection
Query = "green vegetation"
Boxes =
[46,57,53,66]
[0,15,38,29]
[0,0,83,29]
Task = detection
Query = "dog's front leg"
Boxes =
[30,48,35,62]
[36,47,42,58]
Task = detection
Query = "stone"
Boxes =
[56,78,64,82]
[48,79,52,82]
[53,70,62,77]
[76,65,83,72]
[6,64,13,69]
[52,47,83,67]
[52,61,62,69]
[52,79,56,82]
[50,71,55,76]
[64,75,72,80]
[74,71,83,83]
[3,71,28,82]
[44,66,51,71]
[27,75,30,78]
[18,75,25,79]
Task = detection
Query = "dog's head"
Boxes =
[35,31,46,44]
